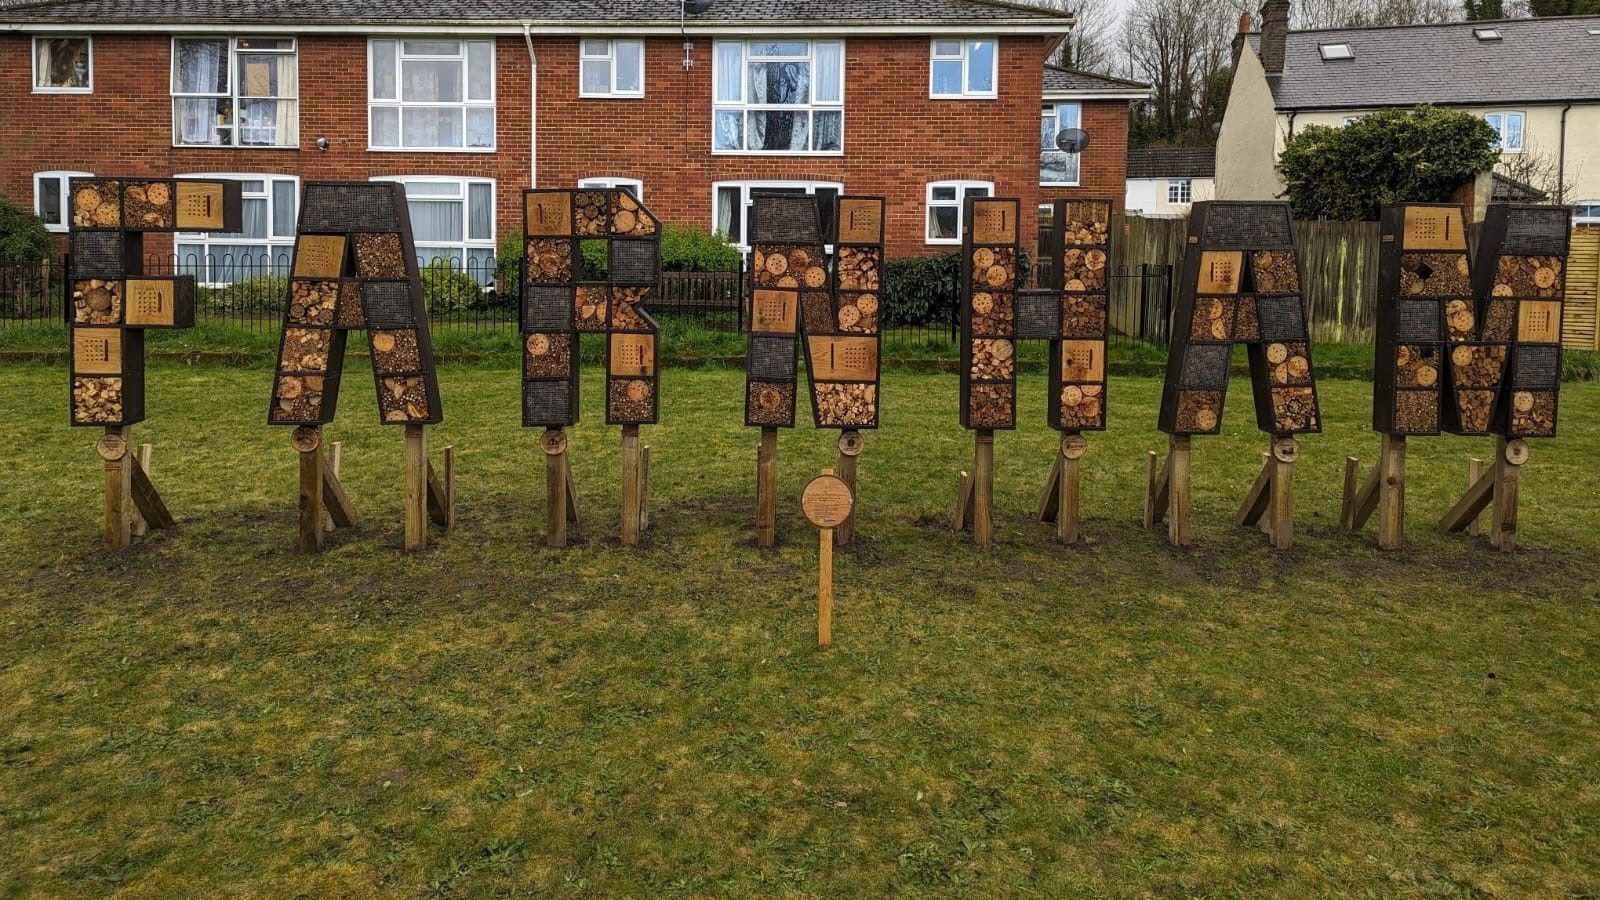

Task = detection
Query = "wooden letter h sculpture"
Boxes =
[1146,201,1322,549]
[521,189,663,548]
[744,193,885,548]
[67,177,244,551]
[267,182,452,554]
[1346,203,1571,550]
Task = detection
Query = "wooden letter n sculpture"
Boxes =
[67,177,244,551]
[954,197,1022,549]
[268,182,452,554]
[744,193,885,548]
[521,189,663,548]
[1147,201,1322,549]
[1030,198,1114,544]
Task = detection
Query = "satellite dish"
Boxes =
[1055,128,1091,153]
[683,0,713,13]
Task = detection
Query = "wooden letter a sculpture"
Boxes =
[1148,201,1322,549]
[268,181,452,554]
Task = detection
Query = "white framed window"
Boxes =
[580,39,644,98]
[1318,43,1354,61]
[1041,103,1082,186]
[713,181,843,251]
[369,39,496,151]
[930,39,997,98]
[577,177,644,200]
[33,37,92,93]
[1485,111,1525,153]
[371,176,497,283]
[172,37,299,148]
[1574,202,1600,226]
[926,180,994,244]
[1167,179,1193,205]
[35,171,92,233]
[712,40,844,155]
[174,174,299,285]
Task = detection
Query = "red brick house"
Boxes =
[2,0,1139,271]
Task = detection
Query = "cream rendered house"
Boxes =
[1217,1,1600,222]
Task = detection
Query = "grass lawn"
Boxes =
[2,360,1599,895]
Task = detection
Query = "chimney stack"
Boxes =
[1232,11,1255,64]
[1259,0,1290,75]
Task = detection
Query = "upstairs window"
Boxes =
[370,39,496,151]
[926,181,993,244]
[172,38,299,148]
[580,40,644,97]
[34,37,92,93]
[1485,111,1525,153]
[1318,43,1354,60]
[1040,103,1082,186]
[712,40,844,154]
[930,39,997,98]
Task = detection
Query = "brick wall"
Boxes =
[1,32,1130,260]
[1037,99,1134,212]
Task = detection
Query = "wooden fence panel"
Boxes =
[1567,227,1599,352]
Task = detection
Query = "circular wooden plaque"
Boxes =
[539,428,568,456]
[1061,434,1088,460]
[95,433,128,461]
[838,430,865,457]
[1504,439,1530,466]
[1273,437,1301,464]
[290,426,322,453]
[802,475,854,529]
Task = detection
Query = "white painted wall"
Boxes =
[1215,43,1285,201]
[1126,177,1215,217]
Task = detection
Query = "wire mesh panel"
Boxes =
[961,197,1021,431]
[1044,198,1114,433]
[300,183,405,233]
[67,177,244,427]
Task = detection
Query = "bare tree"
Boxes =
[1495,138,1582,205]
[1023,0,1123,75]
[1291,0,1461,28]
[1122,0,1245,146]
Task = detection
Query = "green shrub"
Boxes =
[496,232,525,297]
[661,223,741,272]
[200,275,288,314]
[882,250,1032,327]
[0,194,54,265]
[579,239,610,281]
[420,259,483,313]
[1279,106,1501,221]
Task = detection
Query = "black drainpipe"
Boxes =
[1558,103,1572,205]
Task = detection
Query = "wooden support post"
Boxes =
[1166,436,1191,547]
[1440,458,1497,536]
[819,521,834,647]
[621,425,642,547]
[835,430,863,547]
[425,446,454,530]
[1490,437,1526,553]
[954,471,974,530]
[1340,456,1361,532]
[1142,450,1167,530]
[404,424,427,553]
[972,430,995,550]
[1238,438,1298,550]
[1238,452,1273,532]
[99,427,134,551]
[1376,434,1406,551]
[293,426,325,555]
[757,427,778,548]
[1466,457,1485,537]
[541,429,569,549]
[1037,435,1086,544]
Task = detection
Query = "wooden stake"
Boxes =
[131,443,152,539]
[542,428,569,549]
[819,522,834,647]
[1142,450,1167,530]
[835,430,863,547]
[1490,437,1525,553]
[640,445,652,532]
[1466,457,1485,538]
[426,446,454,529]
[1340,456,1361,531]
[1166,435,1191,547]
[1037,435,1086,544]
[323,441,343,535]
[757,427,778,548]
[973,430,995,550]
[1439,461,1497,535]
[802,468,851,648]
[404,424,427,553]
[296,429,325,555]
[954,471,974,530]
[1376,434,1406,551]
[621,424,642,547]
[99,426,134,551]
[1267,442,1296,550]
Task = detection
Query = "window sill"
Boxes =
[1040,181,1082,188]
[44,223,69,234]
[929,92,997,101]
[173,143,300,151]
[367,146,499,154]
[711,149,845,157]
[925,237,961,246]
[33,87,92,95]
[579,92,646,100]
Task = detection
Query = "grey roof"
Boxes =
[0,0,1074,26]
[1127,148,1215,180]
[1268,15,1600,110]
[1043,64,1149,96]
[1492,172,1548,203]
